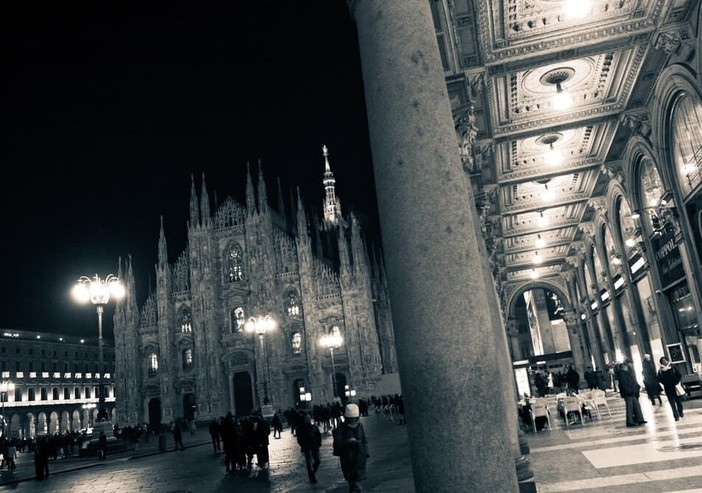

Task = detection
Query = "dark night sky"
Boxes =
[1,1,378,337]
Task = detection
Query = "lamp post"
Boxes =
[72,274,125,422]
[1,381,14,437]
[321,328,343,399]
[245,315,277,405]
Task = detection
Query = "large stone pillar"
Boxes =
[347,1,519,491]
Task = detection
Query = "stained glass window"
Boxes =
[228,245,244,282]
[291,332,302,354]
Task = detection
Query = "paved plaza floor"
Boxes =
[2,394,702,492]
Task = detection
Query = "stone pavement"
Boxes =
[0,412,416,492]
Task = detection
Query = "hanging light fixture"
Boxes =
[541,68,575,111]
[537,133,564,166]
[530,269,540,280]
[532,251,543,264]
[564,0,592,19]
[535,234,545,249]
[537,211,549,227]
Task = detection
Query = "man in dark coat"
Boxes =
[658,356,685,420]
[565,365,580,393]
[208,418,221,453]
[617,360,646,427]
[297,413,322,483]
[642,354,663,406]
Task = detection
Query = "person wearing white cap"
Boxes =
[332,403,369,492]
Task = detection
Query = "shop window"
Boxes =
[672,92,702,198]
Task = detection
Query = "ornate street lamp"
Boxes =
[72,274,125,422]
[1,381,15,437]
[82,402,97,429]
[320,327,343,399]
[245,315,277,405]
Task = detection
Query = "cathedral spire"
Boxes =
[257,159,269,216]
[200,172,211,226]
[158,215,168,269]
[189,174,200,228]
[322,145,342,228]
[246,161,256,215]
[277,176,287,223]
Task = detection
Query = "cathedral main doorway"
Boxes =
[148,398,162,432]
[183,393,196,421]
[234,372,254,416]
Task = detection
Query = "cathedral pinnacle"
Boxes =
[322,145,341,227]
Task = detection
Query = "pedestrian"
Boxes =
[297,413,322,483]
[6,443,17,472]
[98,431,107,460]
[34,436,50,480]
[251,414,271,471]
[617,359,646,427]
[565,365,580,394]
[333,403,369,493]
[658,356,685,421]
[172,421,185,451]
[209,418,221,453]
[271,412,283,439]
[189,419,196,436]
[642,354,663,406]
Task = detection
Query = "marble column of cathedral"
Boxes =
[347,1,519,491]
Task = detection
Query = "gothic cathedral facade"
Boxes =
[112,148,397,427]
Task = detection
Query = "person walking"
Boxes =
[617,359,646,427]
[297,412,322,483]
[642,354,663,406]
[209,418,221,453]
[98,431,107,460]
[333,403,369,493]
[565,365,580,394]
[172,421,185,451]
[271,412,283,439]
[658,356,685,421]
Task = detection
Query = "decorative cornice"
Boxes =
[587,196,608,215]
[620,111,652,138]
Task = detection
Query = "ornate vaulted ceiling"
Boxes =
[443,0,697,290]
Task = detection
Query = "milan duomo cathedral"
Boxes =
[112,147,398,429]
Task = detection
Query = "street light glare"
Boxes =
[72,283,91,303]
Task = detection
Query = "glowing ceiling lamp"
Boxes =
[537,133,564,166]
[625,237,637,247]
[537,211,549,227]
[535,234,545,249]
[532,251,543,264]
[530,269,540,280]
[564,0,592,19]
[541,68,575,111]
[541,183,555,201]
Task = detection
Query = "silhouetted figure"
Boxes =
[297,413,322,483]
[333,404,369,493]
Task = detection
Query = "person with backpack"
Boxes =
[658,356,685,421]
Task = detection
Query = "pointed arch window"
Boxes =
[148,353,159,376]
[291,332,302,355]
[231,307,246,332]
[285,290,301,316]
[227,245,245,282]
[179,307,193,333]
[671,92,702,198]
[182,348,193,370]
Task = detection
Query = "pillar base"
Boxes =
[515,455,534,482]
[518,429,530,455]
